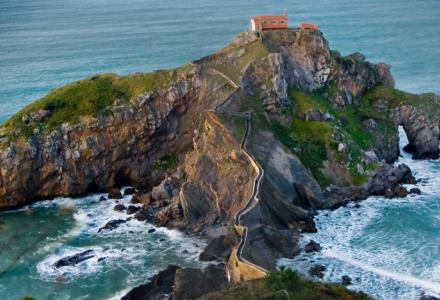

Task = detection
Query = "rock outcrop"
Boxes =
[397,104,440,159]
[53,250,95,268]
[1,28,439,297]
[122,264,228,300]
[0,67,235,209]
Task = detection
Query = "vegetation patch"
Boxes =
[0,65,193,139]
[270,120,333,187]
[269,87,384,187]
[265,267,372,300]
[202,267,371,300]
[202,40,270,83]
[152,153,178,172]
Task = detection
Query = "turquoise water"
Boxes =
[280,129,440,299]
[1,0,440,124]
[1,1,440,299]
[0,193,205,300]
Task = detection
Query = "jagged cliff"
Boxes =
[1,28,440,299]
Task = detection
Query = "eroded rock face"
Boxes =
[237,131,325,269]
[0,67,234,209]
[396,104,440,159]
[330,52,394,106]
[122,264,228,300]
[242,53,289,113]
[172,265,228,300]
[179,112,256,231]
[121,265,179,300]
[270,30,333,92]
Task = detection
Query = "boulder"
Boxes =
[121,265,179,300]
[126,205,140,215]
[108,188,123,199]
[134,209,148,221]
[410,187,421,194]
[302,109,330,121]
[304,240,322,253]
[369,164,415,199]
[114,204,126,212]
[53,250,95,268]
[309,264,326,278]
[341,275,352,285]
[98,219,126,232]
[172,265,228,300]
[99,196,107,201]
[298,219,317,233]
[394,185,409,198]
[199,235,233,262]
[148,228,156,233]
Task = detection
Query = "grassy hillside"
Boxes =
[0,65,193,139]
[202,268,371,300]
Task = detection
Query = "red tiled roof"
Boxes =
[299,22,319,30]
[251,15,287,25]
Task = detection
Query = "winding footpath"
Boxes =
[205,67,269,274]
[233,111,268,274]
[193,66,268,275]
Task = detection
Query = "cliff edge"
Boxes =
[1,28,439,298]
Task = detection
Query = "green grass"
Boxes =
[268,86,386,187]
[289,88,328,116]
[270,120,333,187]
[203,40,270,83]
[0,65,193,139]
[337,108,374,149]
[152,153,178,172]
[265,267,372,300]
[202,268,371,300]
[362,85,440,120]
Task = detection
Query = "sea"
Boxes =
[0,0,439,299]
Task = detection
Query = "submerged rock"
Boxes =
[53,250,95,268]
[98,219,126,232]
[114,204,126,212]
[126,205,140,215]
[341,275,352,285]
[309,264,326,278]
[304,240,322,253]
[410,187,422,195]
[133,209,148,221]
[420,295,440,300]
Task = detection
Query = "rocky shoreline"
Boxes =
[1,28,440,299]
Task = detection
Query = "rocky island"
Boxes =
[1,28,439,299]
